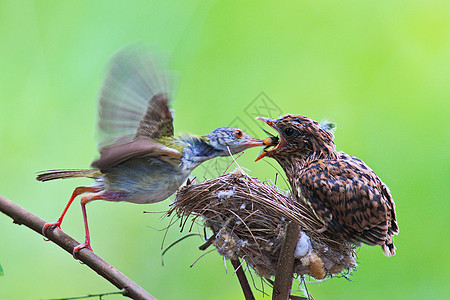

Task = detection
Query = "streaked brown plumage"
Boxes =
[257,114,399,256]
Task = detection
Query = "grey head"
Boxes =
[93,44,265,173]
[180,127,264,170]
[205,127,265,156]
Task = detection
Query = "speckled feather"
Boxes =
[298,153,398,251]
[260,114,398,256]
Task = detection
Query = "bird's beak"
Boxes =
[255,117,276,129]
[242,138,266,148]
[255,117,282,162]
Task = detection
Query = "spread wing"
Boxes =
[92,44,180,170]
[97,43,174,148]
[135,93,174,139]
[298,153,397,246]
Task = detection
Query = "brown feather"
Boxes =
[135,93,174,139]
[261,114,399,256]
[36,169,100,182]
[91,136,181,170]
[298,153,397,249]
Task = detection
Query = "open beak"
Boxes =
[255,117,275,129]
[255,117,282,161]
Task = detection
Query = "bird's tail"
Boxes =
[36,169,101,182]
[382,236,396,257]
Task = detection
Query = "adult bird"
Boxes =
[256,115,398,256]
[37,45,265,256]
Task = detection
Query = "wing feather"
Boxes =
[91,136,181,170]
[97,43,174,148]
[298,153,396,246]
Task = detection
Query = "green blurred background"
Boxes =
[0,1,448,299]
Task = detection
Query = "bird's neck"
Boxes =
[274,144,339,196]
[178,135,224,171]
[154,136,184,153]
[276,143,338,168]
[273,155,304,195]
[311,139,338,161]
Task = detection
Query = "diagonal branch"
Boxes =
[0,195,156,300]
[230,258,255,300]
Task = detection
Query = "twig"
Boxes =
[0,195,156,300]
[46,289,126,300]
[161,233,202,265]
[198,235,215,251]
[189,248,215,268]
[299,276,313,300]
[230,258,255,300]
[289,296,310,300]
[272,221,300,300]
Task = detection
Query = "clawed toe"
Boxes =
[72,242,93,259]
[42,222,61,237]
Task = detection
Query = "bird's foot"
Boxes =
[72,242,93,259]
[42,221,62,237]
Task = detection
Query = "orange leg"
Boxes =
[42,186,98,236]
[72,191,106,258]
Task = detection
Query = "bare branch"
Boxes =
[0,195,156,300]
[230,258,255,300]
[272,221,300,300]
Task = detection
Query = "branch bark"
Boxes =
[231,258,255,300]
[0,195,156,300]
[272,221,300,300]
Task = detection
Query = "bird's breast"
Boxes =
[99,157,189,204]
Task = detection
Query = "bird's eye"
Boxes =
[284,127,295,136]
[234,129,244,138]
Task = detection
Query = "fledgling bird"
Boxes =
[257,115,398,256]
[37,45,265,256]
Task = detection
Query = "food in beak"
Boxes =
[263,136,279,147]
[255,117,281,162]
[256,136,280,162]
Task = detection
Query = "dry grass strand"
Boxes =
[168,169,357,279]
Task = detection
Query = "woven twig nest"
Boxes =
[168,168,357,280]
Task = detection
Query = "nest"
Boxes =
[168,168,357,280]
